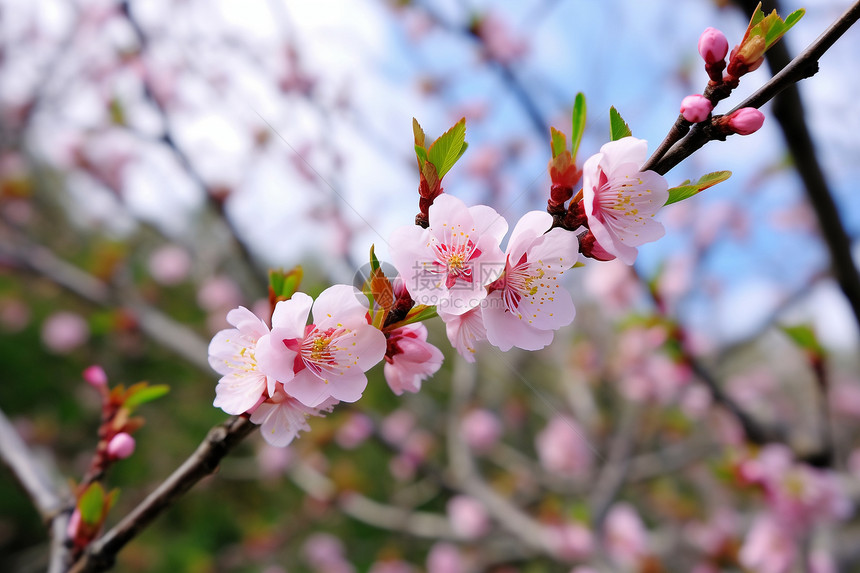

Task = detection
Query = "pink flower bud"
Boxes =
[698,27,729,64]
[462,409,502,452]
[82,365,108,387]
[680,95,713,123]
[728,108,765,135]
[107,432,135,460]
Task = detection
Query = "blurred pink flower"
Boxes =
[738,514,796,573]
[106,432,135,459]
[335,412,374,450]
[380,409,416,445]
[256,443,293,478]
[198,276,243,312]
[303,532,354,573]
[809,550,837,573]
[583,260,641,314]
[462,408,503,453]
[548,521,594,561]
[535,416,593,479]
[604,503,648,568]
[476,13,529,64]
[41,311,89,354]
[384,323,444,395]
[685,509,738,556]
[617,326,689,404]
[0,298,30,332]
[426,542,464,573]
[581,137,669,264]
[447,495,491,539]
[82,365,108,388]
[368,561,415,573]
[148,245,191,286]
[829,380,860,418]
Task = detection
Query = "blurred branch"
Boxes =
[119,0,266,294]
[445,357,556,556]
[0,407,74,573]
[288,459,457,540]
[0,236,211,372]
[69,415,255,573]
[0,407,69,522]
[588,401,640,530]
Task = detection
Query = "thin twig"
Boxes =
[649,0,860,174]
[69,415,255,573]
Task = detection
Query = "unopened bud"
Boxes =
[550,184,574,205]
[727,108,765,135]
[107,432,136,460]
[680,95,713,123]
[82,365,108,387]
[698,27,729,64]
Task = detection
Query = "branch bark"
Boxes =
[69,416,255,573]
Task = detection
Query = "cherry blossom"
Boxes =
[438,305,487,362]
[383,323,444,395]
[250,387,338,448]
[258,285,387,407]
[390,194,507,315]
[484,211,578,351]
[581,137,669,264]
[208,305,272,416]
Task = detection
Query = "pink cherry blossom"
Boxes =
[257,285,386,407]
[581,137,669,264]
[439,305,487,362]
[106,432,135,459]
[383,323,444,395]
[548,521,594,560]
[535,416,593,479]
[208,301,341,447]
[447,495,491,539]
[41,311,89,354]
[426,542,464,573]
[727,107,765,135]
[335,412,374,449]
[390,194,507,315]
[738,514,796,573]
[484,211,578,351]
[208,305,272,416]
[680,94,713,123]
[698,27,729,64]
[148,245,191,286]
[604,503,648,568]
[462,408,503,453]
[83,365,108,387]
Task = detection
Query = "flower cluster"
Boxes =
[209,132,675,445]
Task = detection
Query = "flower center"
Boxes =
[431,237,482,289]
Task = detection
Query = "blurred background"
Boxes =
[2,0,860,571]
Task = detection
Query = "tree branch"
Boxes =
[69,415,255,573]
[648,0,860,175]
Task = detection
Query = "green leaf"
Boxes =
[609,107,632,141]
[269,267,303,300]
[389,304,437,328]
[412,118,426,148]
[369,244,380,272]
[109,98,126,126]
[782,324,825,358]
[766,8,804,46]
[427,117,466,179]
[79,482,106,526]
[414,145,427,167]
[665,171,732,205]
[570,92,587,160]
[124,384,170,410]
[550,127,567,159]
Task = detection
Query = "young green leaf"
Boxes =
[782,324,825,359]
[389,304,438,328]
[79,482,106,526]
[414,145,428,167]
[550,127,567,159]
[609,107,632,141]
[570,93,586,160]
[124,384,170,410]
[427,117,467,179]
[412,118,426,148]
[665,171,732,205]
[269,267,303,300]
[369,244,380,272]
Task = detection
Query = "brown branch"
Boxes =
[69,415,255,573]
